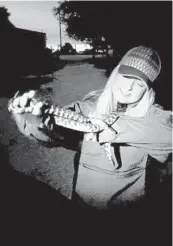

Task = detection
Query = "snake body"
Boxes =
[8,89,119,168]
[8,89,119,134]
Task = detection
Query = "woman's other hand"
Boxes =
[98,127,117,144]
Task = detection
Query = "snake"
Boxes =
[8,89,119,135]
[8,89,120,168]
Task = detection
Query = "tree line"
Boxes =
[53,1,171,61]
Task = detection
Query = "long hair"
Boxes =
[83,65,156,119]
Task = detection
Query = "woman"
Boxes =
[9,46,172,210]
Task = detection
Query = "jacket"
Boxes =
[66,100,172,209]
[14,98,172,209]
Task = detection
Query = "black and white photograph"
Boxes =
[0,1,172,245]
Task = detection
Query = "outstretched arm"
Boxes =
[11,112,83,150]
[8,89,96,150]
[95,112,172,163]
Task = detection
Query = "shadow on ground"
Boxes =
[0,59,67,99]
[0,74,56,99]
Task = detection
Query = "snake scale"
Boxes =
[8,89,119,133]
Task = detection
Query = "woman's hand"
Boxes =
[98,127,117,144]
[8,90,45,116]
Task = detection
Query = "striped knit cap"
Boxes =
[118,46,161,83]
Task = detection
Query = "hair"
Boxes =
[83,65,156,119]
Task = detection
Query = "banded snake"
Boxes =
[8,89,119,133]
[8,89,119,169]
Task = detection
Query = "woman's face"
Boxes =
[113,73,148,104]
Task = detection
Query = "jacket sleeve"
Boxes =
[110,110,172,162]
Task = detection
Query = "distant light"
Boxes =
[72,43,92,52]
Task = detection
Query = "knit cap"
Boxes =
[118,46,161,84]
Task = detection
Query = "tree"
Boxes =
[53,1,171,58]
[60,42,76,54]
[0,6,10,22]
[53,1,111,54]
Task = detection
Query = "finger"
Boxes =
[12,97,20,107]
[28,90,36,99]
[24,106,33,113]
[13,107,25,114]
[19,93,29,108]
